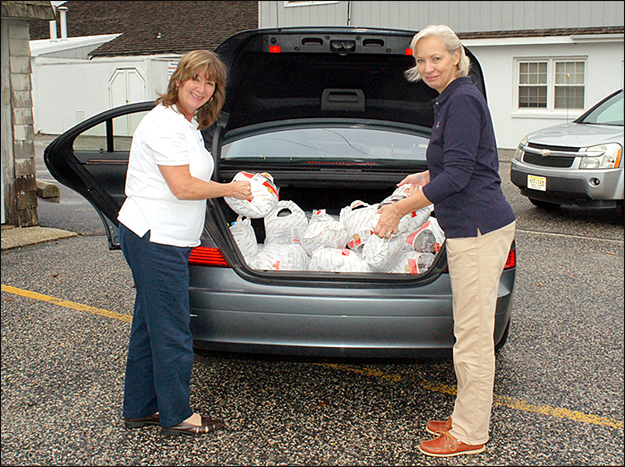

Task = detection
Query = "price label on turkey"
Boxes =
[527,175,546,191]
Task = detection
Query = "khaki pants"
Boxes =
[446,221,515,445]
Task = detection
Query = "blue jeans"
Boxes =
[119,224,194,428]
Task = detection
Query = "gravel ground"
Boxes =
[1,230,623,466]
[2,147,623,465]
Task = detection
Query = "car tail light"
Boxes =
[442,247,516,273]
[188,247,230,267]
[504,247,516,270]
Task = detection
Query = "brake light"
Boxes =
[188,247,230,267]
[269,45,281,53]
[504,247,516,270]
[405,48,413,55]
[442,247,516,273]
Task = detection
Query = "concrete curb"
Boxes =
[1,225,78,251]
[37,181,60,198]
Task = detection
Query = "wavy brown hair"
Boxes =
[157,50,227,130]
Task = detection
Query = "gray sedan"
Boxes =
[44,27,516,358]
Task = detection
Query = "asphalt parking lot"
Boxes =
[1,149,623,465]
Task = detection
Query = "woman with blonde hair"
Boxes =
[375,25,516,457]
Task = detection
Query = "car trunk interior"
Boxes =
[211,31,447,248]
[222,48,438,131]
[216,182,397,245]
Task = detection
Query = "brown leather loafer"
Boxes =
[161,416,225,437]
[419,431,485,457]
[425,417,452,435]
[124,413,160,429]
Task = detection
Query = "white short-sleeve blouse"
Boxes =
[118,104,214,247]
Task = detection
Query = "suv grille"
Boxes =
[528,143,580,152]
[523,153,576,167]
[523,143,579,168]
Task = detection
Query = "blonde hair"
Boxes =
[157,50,227,130]
[405,25,471,83]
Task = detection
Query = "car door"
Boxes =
[44,101,156,248]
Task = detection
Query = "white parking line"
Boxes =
[516,228,624,243]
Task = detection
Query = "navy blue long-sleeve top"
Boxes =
[421,77,515,238]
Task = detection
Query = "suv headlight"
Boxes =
[579,143,623,169]
[513,136,527,161]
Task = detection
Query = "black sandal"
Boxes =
[161,416,225,437]
[124,413,160,429]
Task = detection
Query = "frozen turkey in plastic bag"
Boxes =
[251,243,309,271]
[380,183,420,205]
[264,200,308,245]
[362,232,407,272]
[405,216,445,254]
[370,201,433,238]
[339,200,378,251]
[301,209,348,255]
[391,251,436,274]
[379,188,434,235]
[229,215,259,261]
[397,204,434,233]
[224,171,279,218]
[308,247,371,273]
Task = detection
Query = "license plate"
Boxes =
[527,175,547,191]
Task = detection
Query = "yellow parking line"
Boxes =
[319,362,402,382]
[1,284,133,323]
[317,365,624,431]
[3,284,622,431]
[418,379,624,430]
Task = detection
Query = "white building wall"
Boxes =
[31,55,179,135]
[261,1,348,27]
[260,1,624,30]
[464,37,624,148]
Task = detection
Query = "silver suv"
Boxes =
[510,88,624,214]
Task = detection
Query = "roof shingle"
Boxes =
[28,0,258,56]
[458,26,624,40]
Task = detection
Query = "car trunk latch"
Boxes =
[330,39,356,54]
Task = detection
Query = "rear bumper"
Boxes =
[189,267,515,358]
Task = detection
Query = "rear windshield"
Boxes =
[221,127,430,162]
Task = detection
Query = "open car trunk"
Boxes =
[205,120,443,276]
[45,27,488,278]
[197,27,487,276]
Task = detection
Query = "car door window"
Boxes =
[71,111,149,207]
[73,111,149,153]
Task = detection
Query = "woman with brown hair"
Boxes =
[118,50,253,436]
